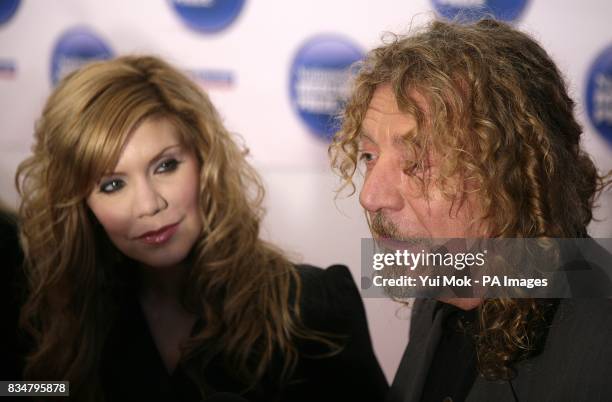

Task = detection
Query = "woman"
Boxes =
[14,56,387,401]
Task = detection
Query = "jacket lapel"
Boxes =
[387,300,450,402]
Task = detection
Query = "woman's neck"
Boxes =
[138,262,188,303]
[137,262,197,374]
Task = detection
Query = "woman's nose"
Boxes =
[134,179,168,218]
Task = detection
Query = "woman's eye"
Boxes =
[99,179,124,194]
[155,158,180,174]
[359,152,376,164]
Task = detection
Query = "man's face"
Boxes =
[358,84,483,240]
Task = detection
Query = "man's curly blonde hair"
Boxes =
[330,18,610,380]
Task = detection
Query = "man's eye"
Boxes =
[99,179,124,194]
[155,158,180,173]
[403,160,429,175]
[359,152,376,164]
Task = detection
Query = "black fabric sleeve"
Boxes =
[0,212,27,380]
[281,264,389,402]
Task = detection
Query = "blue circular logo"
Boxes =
[50,27,113,86]
[289,34,364,140]
[0,0,20,25]
[431,0,529,22]
[586,43,612,146]
[170,0,245,33]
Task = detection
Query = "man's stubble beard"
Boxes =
[367,211,438,298]
[368,210,431,247]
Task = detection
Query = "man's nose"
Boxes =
[359,158,403,213]
[134,179,168,218]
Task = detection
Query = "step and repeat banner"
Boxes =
[1,0,611,380]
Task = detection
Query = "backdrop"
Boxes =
[1,0,611,381]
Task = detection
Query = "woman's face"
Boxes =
[86,117,202,269]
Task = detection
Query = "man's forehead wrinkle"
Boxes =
[368,89,402,114]
[365,103,405,116]
[362,109,403,130]
[359,124,418,150]
[394,129,418,146]
[358,131,376,145]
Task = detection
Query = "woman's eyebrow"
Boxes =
[101,144,182,177]
[148,144,182,166]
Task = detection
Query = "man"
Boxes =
[330,19,612,401]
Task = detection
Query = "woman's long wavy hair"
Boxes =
[16,55,323,400]
[330,19,610,380]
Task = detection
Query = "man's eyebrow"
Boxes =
[358,132,377,146]
[392,135,405,147]
[393,129,417,147]
[102,144,182,177]
[358,129,417,147]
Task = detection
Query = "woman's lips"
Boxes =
[137,222,180,245]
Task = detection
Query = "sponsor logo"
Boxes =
[50,27,113,85]
[431,0,528,22]
[186,68,234,89]
[170,0,245,33]
[0,0,19,25]
[586,43,612,145]
[289,34,363,140]
[0,59,16,79]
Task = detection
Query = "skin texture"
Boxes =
[359,84,481,310]
[86,117,202,372]
[86,117,202,271]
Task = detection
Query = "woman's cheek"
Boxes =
[90,197,135,241]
